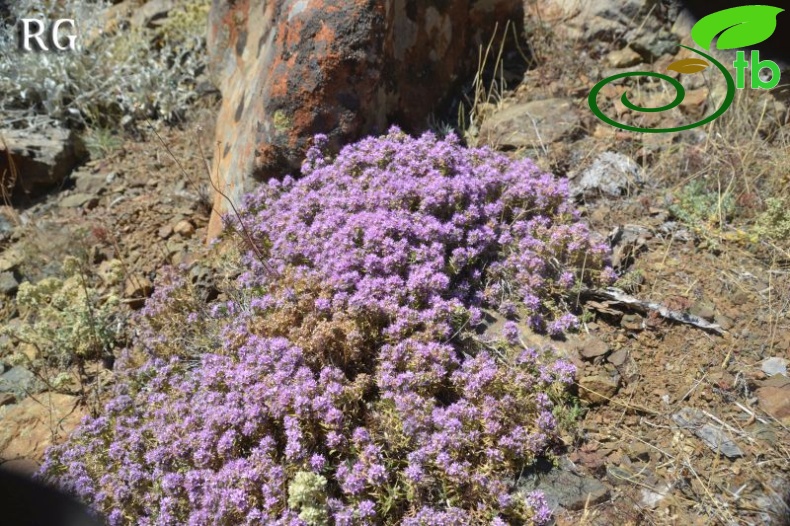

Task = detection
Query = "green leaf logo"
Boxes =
[691,5,783,50]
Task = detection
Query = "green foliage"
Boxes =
[614,269,644,293]
[288,472,330,526]
[753,197,790,242]
[1,256,123,369]
[669,179,735,229]
[83,126,124,159]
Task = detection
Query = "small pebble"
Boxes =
[762,357,788,377]
[174,220,195,238]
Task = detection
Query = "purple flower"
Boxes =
[502,322,520,345]
[309,454,326,472]
[39,128,611,526]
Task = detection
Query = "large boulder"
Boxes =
[0,127,86,202]
[206,0,523,237]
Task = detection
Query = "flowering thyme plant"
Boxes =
[40,128,613,525]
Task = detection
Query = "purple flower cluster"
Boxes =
[42,336,352,525]
[40,128,612,525]
[235,128,610,342]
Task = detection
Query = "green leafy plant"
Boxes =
[669,179,736,230]
[1,255,124,371]
[83,126,124,159]
[754,197,790,241]
[288,472,330,526]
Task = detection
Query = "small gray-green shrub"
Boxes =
[0,0,209,130]
[1,255,124,377]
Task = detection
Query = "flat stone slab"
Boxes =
[518,458,611,511]
[479,98,581,150]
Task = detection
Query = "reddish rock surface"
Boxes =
[206,0,522,237]
[0,392,86,461]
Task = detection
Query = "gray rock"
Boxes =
[479,99,581,150]
[672,407,744,458]
[579,337,610,359]
[0,212,15,243]
[60,193,98,209]
[72,171,109,195]
[0,366,46,401]
[0,127,86,201]
[574,151,642,197]
[518,458,610,511]
[0,271,19,296]
[695,423,744,458]
[630,30,680,61]
[762,357,788,377]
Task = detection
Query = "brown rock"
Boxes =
[0,458,39,476]
[72,170,110,195]
[679,87,709,116]
[714,313,733,331]
[173,220,195,238]
[579,337,610,359]
[0,392,85,461]
[579,374,620,405]
[158,225,174,239]
[18,343,39,361]
[689,300,715,322]
[732,291,750,306]
[205,0,523,238]
[758,374,790,389]
[130,0,177,28]
[756,386,790,425]
[608,348,629,367]
[0,245,25,272]
[621,314,644,330]
[479,98,581,150]
[60,193,99,209]
[607,47,642,68]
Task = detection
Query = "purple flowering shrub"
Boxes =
[126,265,222,366]
[40,128,613,525]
